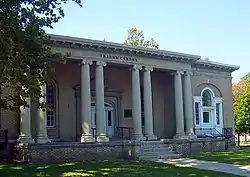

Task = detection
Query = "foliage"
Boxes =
[234,85,250,135]
[124,28,159,49]
[232,80,249,99]
[241,72,250,83]
[0,0,82,112]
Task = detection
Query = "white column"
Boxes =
[81,60,95,142]
[36,84,50,143]
[95,61,109,142]
[173,71,186,139]
[131,65,144,140]
[143,66,157,140]
[18,97,34,144]
[183,71,196,138]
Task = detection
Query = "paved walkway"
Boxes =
[155,158,250,177]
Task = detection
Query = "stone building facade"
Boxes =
[0,34,239,162]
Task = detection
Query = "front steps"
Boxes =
[139,141,182,161]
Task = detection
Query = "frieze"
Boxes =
[100,53,138,62]
[192,71,232,79]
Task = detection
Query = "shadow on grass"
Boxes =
[188,147,250,166]
[0,160,240,177]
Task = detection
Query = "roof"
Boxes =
[48,34,240,72]
[193,60,240,72]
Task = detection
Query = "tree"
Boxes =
[232,80,249,99]
[234,88,250,135]
[241,72,250,83]
[0,0,82,112]
[124,28,159,49]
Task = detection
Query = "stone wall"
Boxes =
[163,138,226,155]
[13,138,227,164]
[13,141,141,164]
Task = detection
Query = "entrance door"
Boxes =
[91,103,114,138]
[105,109,114,137]
[202,109,214,135]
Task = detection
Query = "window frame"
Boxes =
[46,82,56,128]
[193,88,223,129]
[193,96,202,126]
[214,97,223,126]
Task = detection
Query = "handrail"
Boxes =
[116,126,133,140]
[0,129,8,149]
[91,128,96,138]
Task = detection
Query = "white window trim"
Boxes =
[193,95,224,128]
[193,96,202,126]
[214,97,223,126]
[46,82,57,128]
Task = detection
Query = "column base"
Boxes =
[81,134,95,142]
[145,134,157,141]
[96,135,109,142]
[173,133,188,139]
[132,133,145,141]
[17,135,34,144]
[186,133,197,139]
[36,135,51,144]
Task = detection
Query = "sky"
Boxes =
[45,0,250,82]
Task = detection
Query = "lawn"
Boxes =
[0,160,240,177]
[188,146,250,166]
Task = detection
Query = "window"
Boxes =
[202,90,212,106]
[216,103,221,125]
[194,87,224,136]
[203,111,210,123]
[194,102,200,125]
[124,109,132,118]
[47,82,56,127]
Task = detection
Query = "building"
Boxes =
[0,34,239,163]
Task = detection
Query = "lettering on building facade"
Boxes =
[100,54,138,62]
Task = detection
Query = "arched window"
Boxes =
[202,90,212,107]
[47,82,56,128]
[193,86,224,136]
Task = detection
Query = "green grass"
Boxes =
[188,146,250,166]
[0,160,239,177]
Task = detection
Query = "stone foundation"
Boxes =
[13,140,141,164]
[13,138,227,164]
[163,137,226,155]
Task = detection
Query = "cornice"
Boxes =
[47,34,200,64]
[192,60,240,72]
[47,34,240,73]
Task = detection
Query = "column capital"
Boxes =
[184,71,193,76]
[82,60,93,65]
[131,64,142,71]
[96,61,107,67]
[171,70,184,76]
[143,66,153,72]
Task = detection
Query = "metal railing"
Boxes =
[116,126,133,140]
[0,129,8,150]
[193,127,233,139]
[193,127,234,150]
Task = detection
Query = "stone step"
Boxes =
[159,154,183,159]
[140,150,175,156]
[140,147,172,152]
[139,153,182,161]
[141,145,169,148]
[141,141,165,145]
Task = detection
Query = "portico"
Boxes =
[0,34,239,163]
[0,33,239,148]
[17,61,198,143]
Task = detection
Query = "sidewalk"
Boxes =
[155,158,250,177]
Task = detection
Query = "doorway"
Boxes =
[91,102,114,138]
